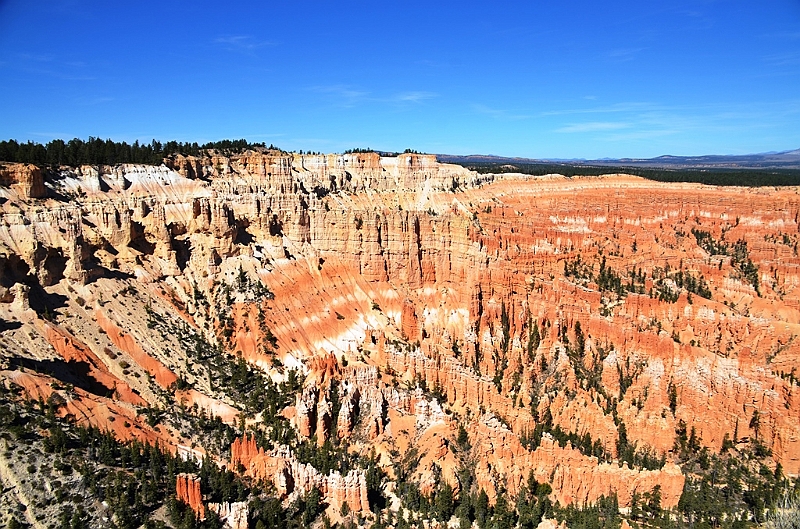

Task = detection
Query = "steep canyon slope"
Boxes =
[0,152,797,527]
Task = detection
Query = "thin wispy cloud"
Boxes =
[310,84,370,107]
[414,59,448,69]
[548,99,800,147]
[60,74,97,81]
[542,102,656,116]
[74,96,114,106]
[472,103,531,121]
[603,47,646,63]
[601,129,679,142]
[18,66,96,81]
[393,91,436,103]
[12,53,96,81]
[763,52,800,67]
[308,85,437,108]
[557,122,631,133]
[17,53,55,63]
[781,31,800,40]
[214,35,274,55]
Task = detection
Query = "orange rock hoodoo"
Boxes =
[176,473,249,526]
[176,473,205,517]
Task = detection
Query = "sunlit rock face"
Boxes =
[0,163,46,198]
[176,473,205,517]
[1,151,799,516]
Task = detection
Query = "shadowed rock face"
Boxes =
[1,152,799,516]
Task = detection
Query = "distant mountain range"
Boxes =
[438,148,800,169]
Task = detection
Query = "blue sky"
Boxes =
[0,0,799,158]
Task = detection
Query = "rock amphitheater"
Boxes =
[0,152,798,527]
